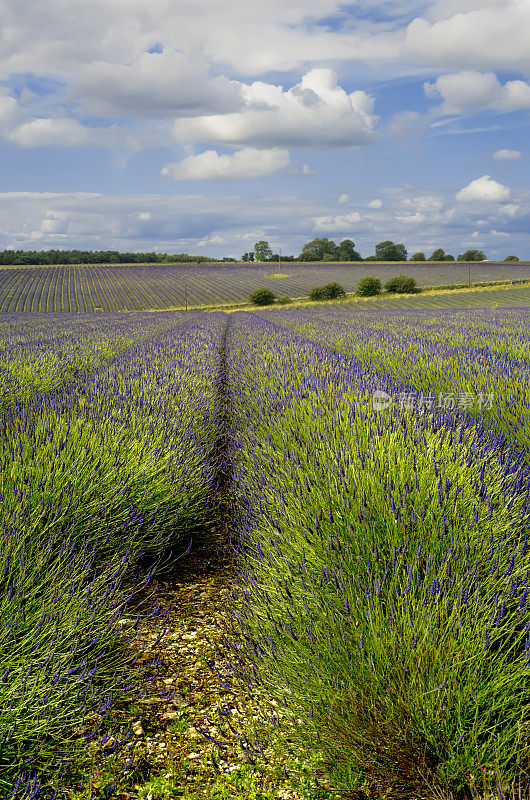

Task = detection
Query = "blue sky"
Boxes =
[0,0,529,259]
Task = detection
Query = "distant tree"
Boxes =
[504,254,520,262]
[430,248,455,261]
[363,255,378,261]
[337,238,362,261]
[249,287,276,305]
[241,252,255,262]
[356,277,382,296]
[430,248,448,261]
[457,249,486,262]
[410,252,426,261]
[384,274,418,294]
[221,257,237,262]
[299,237,338,262]
[0,250,14,264]
[254,240,273,261]
[374,241,408,261]
[309,282,346,301]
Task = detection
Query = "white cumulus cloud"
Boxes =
[160,148,290,180]
[172,69,377,149]
[425,71,530,115]
[456,175,511,202]
[38,211,69,234]
[498,203,520,217]
[368,198,383,209]
[489,229,510,237]
[74,49,242,118]
[404,4,530,72]
[2,0,530,85]
[493,148,522,161]
[10,117,128,148]
[314,211,362,231]
[395,212,426,224]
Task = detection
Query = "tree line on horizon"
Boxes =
[244,238,521,264]
[0,249,223,266]
[0,239,522,265]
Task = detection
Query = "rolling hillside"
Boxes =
[0,261,529,311]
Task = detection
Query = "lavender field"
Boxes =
[2,306,530,799]
[0,262,529,311]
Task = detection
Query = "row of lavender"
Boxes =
[0,313,227,797]
[0,312,189,406]
[223,311,530,800]
[2,264,530,313]
[259,306,530,456]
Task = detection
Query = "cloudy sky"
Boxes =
[0,0,529,258]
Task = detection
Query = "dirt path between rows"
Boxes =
[66,524,339,800]
[63,315,340,799]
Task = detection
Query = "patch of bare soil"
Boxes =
[129,528,242,760]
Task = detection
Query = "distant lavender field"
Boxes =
[0,261,529,311]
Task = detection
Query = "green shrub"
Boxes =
[384,274,418,294]
[309,282,346,301]
[325,282,346,299]
[504,255,520,262]
[276,294,292,305]
[249,287,276,305]
[410,251,426,261]
[356,277,382,297]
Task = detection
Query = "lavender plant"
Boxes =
[223,312,530,800]
[0,312,184,406]
[0,312,226,794]
[260,306,530,457]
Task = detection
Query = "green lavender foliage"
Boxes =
[225,312,530,800]
[0,313,225,792]
[260,306,530,456]
[0,313,183,406]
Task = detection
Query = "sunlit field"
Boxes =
[225,308,530,800]
[2,305,530,799]
[0,312,225,797]
[0,261,529,311]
